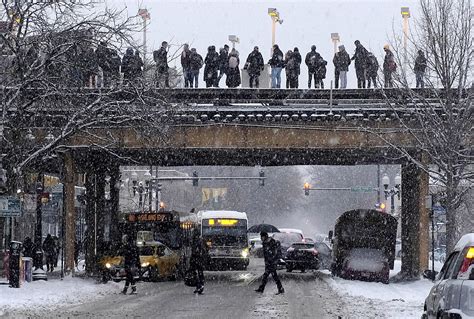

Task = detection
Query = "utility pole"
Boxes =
[138,9,150,70]
[268,8,283,54]
[401,7,410,70]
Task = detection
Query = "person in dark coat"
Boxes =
[131,50,144,79]
[181,44,192,88]
[244,46,264,88]
[189,230,208,294]
[42,234,56,272]
[109,48,122,87]
[96,42,111,88]
[204,46,219,88]
[284,50,299,89]
[217,44,229,87]
[22,237,34,258]
[351,40,369,88]
[226,48,241,88]
[121,47,135,82]
[383,44,396,88]
[366,52,379,88]
[414,50,427,88]
[268,44,284,88]
[292,47,302,88]
[315,56,327,89]
[333,45,351,89]
[121,235,140,294]
[305,45,323,88]
[255,231,284,294]
[153,41,169,88]
[189,48,203,88]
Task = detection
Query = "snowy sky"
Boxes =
[107,0,419,87]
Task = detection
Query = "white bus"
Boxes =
[198,210,249,270]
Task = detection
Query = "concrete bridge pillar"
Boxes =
[400,161,429,278]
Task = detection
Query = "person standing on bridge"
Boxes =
[333,45,351,89]
[414,50,427,88]
[255,231,285,295]
[383,44,396,88]
[268,44,284,88]
[121,235,140,295]
[292,47,302,88]
[305,45,323,89]
[181,44,192,88]
[204,46,220,88]
[189,48,203,88]
[189,230,208,294]
[217,45,230,87]
[366,52,379,88]
[351,40,369,88]
[154,41,170,88]
[244,46,264,88]
[226,48,241,88]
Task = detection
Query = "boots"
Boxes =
[121,287,128,295]
[276,288,285,295]
[255,287,264,293]
[130,286,137,294]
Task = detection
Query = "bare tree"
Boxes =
[375,0,473,254]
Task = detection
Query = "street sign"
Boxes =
[0,196,22,217]
[350,186,378,193]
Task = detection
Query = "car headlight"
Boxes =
[241,248,249,258]
[141,262,150,267]
[105,263,112,269]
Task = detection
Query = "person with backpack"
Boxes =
[383,44,396,88]
[244,46,264,88]
[189,48,203,88]
[333,45,351,89]
[268,44,284,88]
[414,50,427,88]
[366,52,379,88]
[217,45,229,87]
[305,45,323,89]
[255,231,284,294]
[204,46,219,88]
[226,48,241,88]
[153,41,169,88]
[315,56,327,89]
[351,40,369,88]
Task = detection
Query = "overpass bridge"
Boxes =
[4,87,459,277]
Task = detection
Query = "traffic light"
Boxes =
[259,170,265,186]
[192,171,198,186]
[304,183,310,196]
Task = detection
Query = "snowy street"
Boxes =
[1,258,436,319]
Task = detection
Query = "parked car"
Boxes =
[422,234,474,319]
[279,228,304,241]
[249,236,263,257]
[314,241,332,270]
[285,242,319,272]
[272,232,304,259]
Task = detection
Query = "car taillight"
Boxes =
[459,246,474,274]
[312,249,319,256]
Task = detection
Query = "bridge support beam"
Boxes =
[400,161,429,279]
[63,152,76,273]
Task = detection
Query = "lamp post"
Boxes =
[268,8,283,54]
[401,7,410,66]
[138,8,150,69]
[228,35,240,50]
[382,173,401,215]
[331,33,340,55]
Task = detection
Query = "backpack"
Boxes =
[388,59,397,72]
[309,55,317,66]
[228,56,238,69]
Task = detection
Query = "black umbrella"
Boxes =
[248,224,280,234]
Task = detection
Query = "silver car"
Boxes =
[422,233,474,318]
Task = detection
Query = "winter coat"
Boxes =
[43,235,56,257]
[204,49,220,81]
[226,54,241,88]
[153,47,169,73]
[121,48,134,78]
[218,49,229,73]
[181,49,191,71]
[414,54,427,73]
[122,241,140,268]
[268,48,284,68]
[189,52,203,71]
[22,238,34,258]
[293,50,302,75]
[333,50,351,72]
[305,50,323,73]
[109,49,121,75]
[352,44,369,70]
[284,52,299,79]
[383,50,397,73]
[245,50,264,77]
[315,57,328,79]
[366,54,379,77]
[190,237,209,269]
[262,237,280,271]
[131,53,144,78]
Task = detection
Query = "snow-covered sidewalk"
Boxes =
[323,260,441,318]
[0,275,121,316]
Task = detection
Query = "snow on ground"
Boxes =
[323,260,444,319]
[0,274,121,316]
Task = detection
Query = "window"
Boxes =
[443,252,460,280]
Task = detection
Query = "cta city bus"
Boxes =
[198,210,249,270]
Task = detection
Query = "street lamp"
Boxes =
[137,8,150,69]
[268,8,283,54]
[401,7,410,64]
[331,33,340,55]
[228,35,240,50]
[382,173,401,215]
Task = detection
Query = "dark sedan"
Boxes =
[285,243,320,272]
